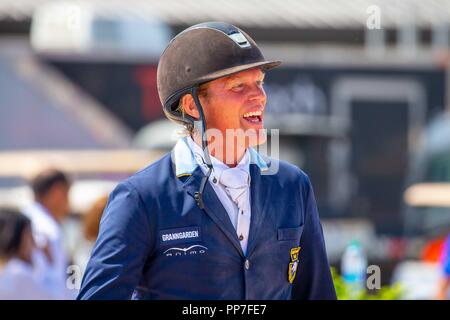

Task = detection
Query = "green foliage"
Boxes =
[331,267,404,300]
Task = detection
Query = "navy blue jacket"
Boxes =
[77,140,336,300]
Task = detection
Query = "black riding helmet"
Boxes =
[157,22,281,208]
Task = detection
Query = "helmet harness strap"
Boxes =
[191,85,213,209]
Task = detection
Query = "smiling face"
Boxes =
[200,68,266,134]
[181,68,267,154]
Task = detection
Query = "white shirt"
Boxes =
[23,202,74,299]
[0,258,55,300]
[186,137,252,254]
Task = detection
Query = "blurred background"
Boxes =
[0,0,449,300]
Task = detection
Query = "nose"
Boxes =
[248,83,266,104]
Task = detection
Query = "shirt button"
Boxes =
[244,259,250,270]
[212,177,218,184]
[239,234,244,241]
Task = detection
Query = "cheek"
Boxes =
[204,97,242,129]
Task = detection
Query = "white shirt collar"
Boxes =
[186,136,250,177]
[172,136,269,178]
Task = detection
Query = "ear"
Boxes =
[180,94,200,120]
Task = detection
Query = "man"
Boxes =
[78,22,336,300]
[23,168,73,299]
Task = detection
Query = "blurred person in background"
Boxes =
[23,168,74,299]
[437,234,450,300]
[72,195,108,271]
[0,208,54,299]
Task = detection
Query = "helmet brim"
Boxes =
[196,60,281,84]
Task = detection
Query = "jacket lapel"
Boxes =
[182,166,245,258]
[245,163,272,256]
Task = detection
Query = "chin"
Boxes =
[240,125,267,148]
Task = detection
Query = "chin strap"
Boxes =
[191,86,213,209]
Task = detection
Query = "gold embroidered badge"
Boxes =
[288,246,301,284]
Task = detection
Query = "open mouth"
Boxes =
[242,110,263,123]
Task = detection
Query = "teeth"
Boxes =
[243,110,262,118]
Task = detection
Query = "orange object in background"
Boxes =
[422,236,447,262]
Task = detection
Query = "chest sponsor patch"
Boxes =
[159,226,201,245]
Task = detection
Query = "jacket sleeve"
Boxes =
[77,181,152,300]
[291,174,337,300]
